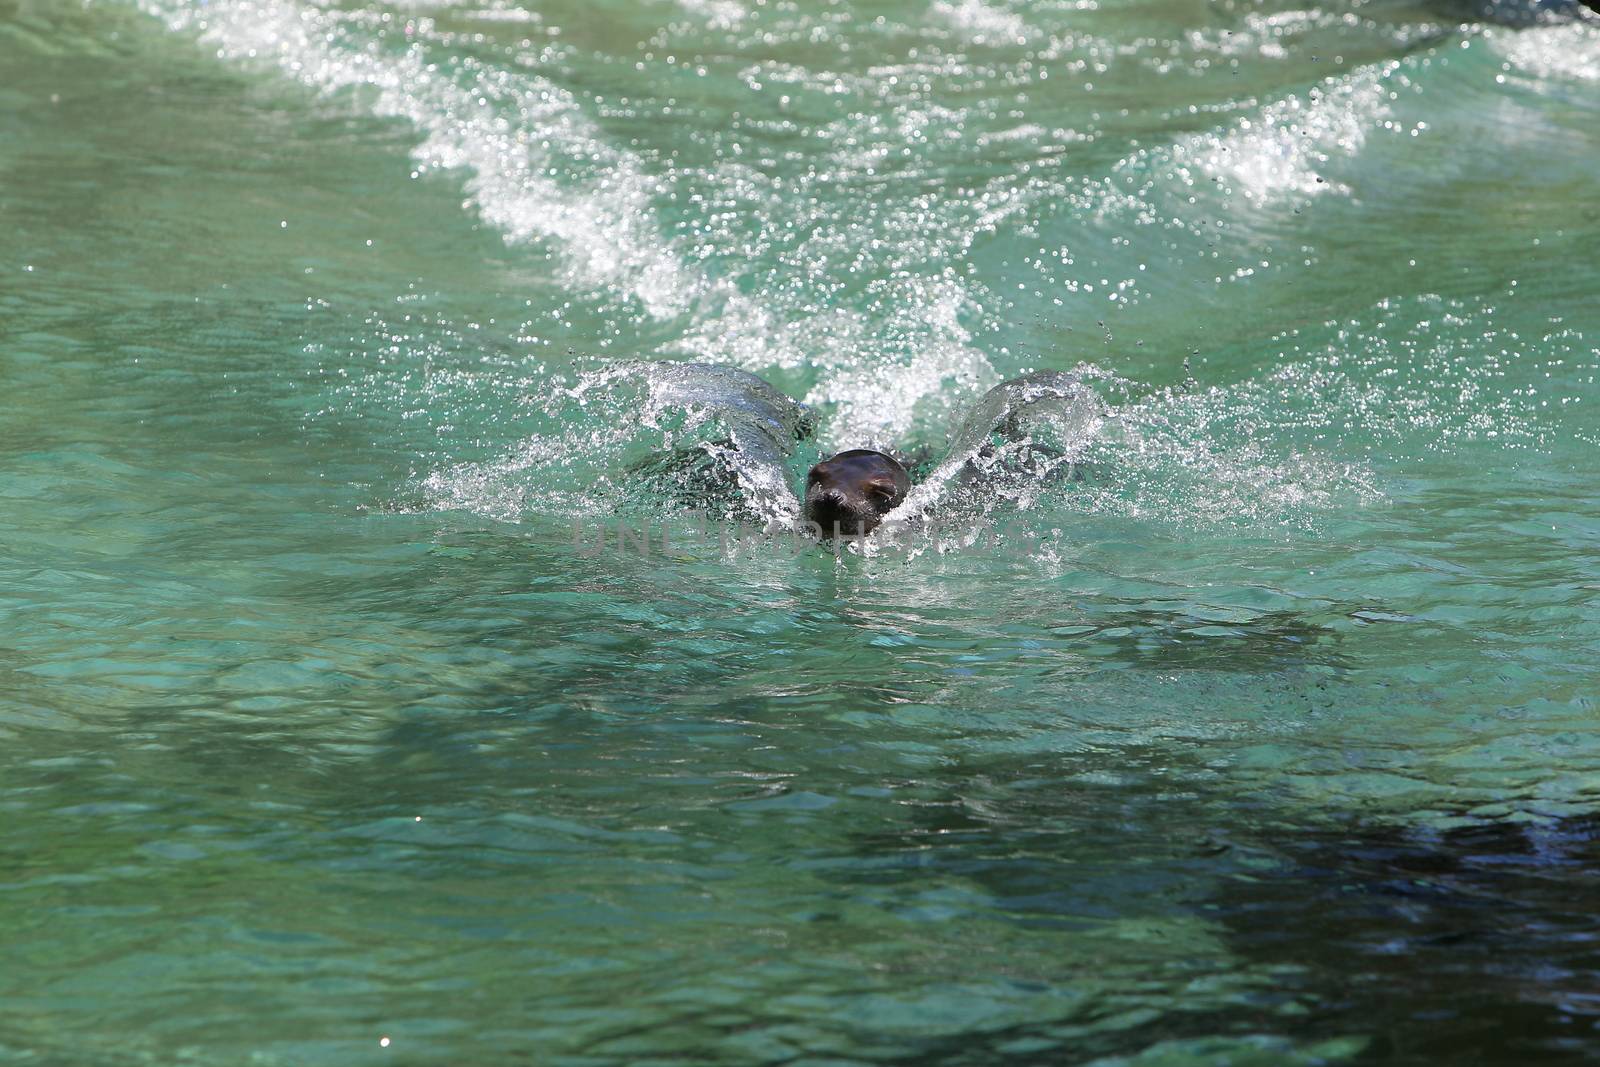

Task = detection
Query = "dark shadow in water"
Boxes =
[1047,605,1350,674]
[821,742,1600,1064]
[1206,813,1600,1064]
[804,749,1279,1063]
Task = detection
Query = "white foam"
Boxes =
[137,0,700,319]
[676,0,747,31]
[142,0,1000,454]
[141,0,1417,542]
[1492,23,1600,83]
[933,0,1031,45]
[1177,63,1394,203]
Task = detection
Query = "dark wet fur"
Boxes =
[802,449,911,538]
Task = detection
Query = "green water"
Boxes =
[3,0,1598,1063]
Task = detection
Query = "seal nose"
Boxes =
[806,489,855,534]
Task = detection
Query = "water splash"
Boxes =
[1491,22,1600,82]
[136,0,700,319]
[932,0,1031,46]
[1177,63,1395,203]
[886,370,1104,534]
[137,0,1005,449]
[419,360,814,526]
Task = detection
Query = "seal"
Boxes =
[802,448,911,538]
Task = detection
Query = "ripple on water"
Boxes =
[4,0,1600,1063]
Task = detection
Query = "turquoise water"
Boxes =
[3,0,1598,1062]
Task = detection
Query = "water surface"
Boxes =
[2,0,1598,1062]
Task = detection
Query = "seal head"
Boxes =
[802,449,911,538]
